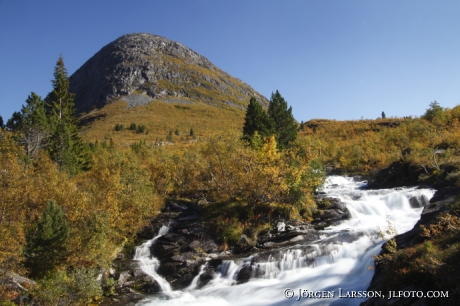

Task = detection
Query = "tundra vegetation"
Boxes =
[301,101,460,185]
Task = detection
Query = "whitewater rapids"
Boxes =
[135,176,435,306]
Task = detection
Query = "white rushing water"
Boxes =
[134,225,175,295]
[136,176,435,306]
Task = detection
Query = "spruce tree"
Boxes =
[0,115,3,128]
[47,55,89,175]
[267,90,297,149]
[48,55,75,122]
[243,97,275,142]
[24,200,70,278]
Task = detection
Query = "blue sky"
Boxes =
[1,0,459,122]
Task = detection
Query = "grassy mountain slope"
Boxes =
[79,98,246,148]
[69,33,272,148]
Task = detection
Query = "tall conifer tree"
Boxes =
[49,55,75,122]
[268,90,297,149]
[47,55,89,175]
[242,97,275,142]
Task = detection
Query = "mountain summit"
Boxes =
[69,33,268,113]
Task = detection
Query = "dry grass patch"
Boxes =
[78,99,246,149]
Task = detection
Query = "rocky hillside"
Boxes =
[69,33,268,114]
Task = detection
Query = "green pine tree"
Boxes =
[48,55,75,122]
[268,90,297,149]
[24,200,70,278]
[0,115,3,128]
[299,120,305,131]
[47,55,89,175]
[242,97,275,142]
[7,92,50,157]
[6,111,22,131]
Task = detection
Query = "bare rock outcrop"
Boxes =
[69,33,268,113]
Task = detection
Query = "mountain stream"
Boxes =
[135,176,435,306]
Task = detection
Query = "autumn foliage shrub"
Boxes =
[0,130,163,302]
[301,102,460,181]
[374,205,460,304]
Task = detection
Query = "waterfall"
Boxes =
[186,264,207,291]
[136,176,435,306]
[134,225,174,295]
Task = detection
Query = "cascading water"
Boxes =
[134,225,175,295]
[136,176,435,306]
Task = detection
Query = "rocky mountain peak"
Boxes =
[69,33,268,113]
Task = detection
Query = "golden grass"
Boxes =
[78,99,246,149]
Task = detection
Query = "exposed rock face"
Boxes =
[69,33,268,113]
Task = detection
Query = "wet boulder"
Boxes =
[409,194,430,208]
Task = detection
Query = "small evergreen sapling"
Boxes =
[25,200,70,278]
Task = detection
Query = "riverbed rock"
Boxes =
[99,287,145,306]
[311,197,351,230]
[408,194,430,208]
[130,197,331,292]
[367,160,423,189]
[136,200,220,289]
